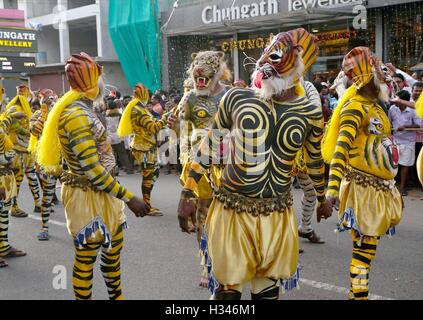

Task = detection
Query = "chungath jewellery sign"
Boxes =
[202,0,279,24]
[288,0,363,11]
[220,29,357,51]
[201,0,364,24]
[0,27,38,53]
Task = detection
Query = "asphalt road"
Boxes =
[1,171,422,300]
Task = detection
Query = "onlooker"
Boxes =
[389,81,423,109]
[327,77,339,110]
[386,63,417,90]
[388,90,421,196]
[105,99,133,175]
[147,101,161,120]
[151,95,164,117]
[122,95,132,108]
[393,73,412,94]
[316,82,332,122]
[31,99,41,112]
[411,82,423,103]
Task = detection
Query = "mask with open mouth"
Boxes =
[252,28,318,99]
[187,51,232,96]
[195,76,210,90]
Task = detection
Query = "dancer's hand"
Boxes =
[316,198,333,223]
[167,113,178,129]
[0,187,5,200]
[178,194,196,233]
[127,196,148,217]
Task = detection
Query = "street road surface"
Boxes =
[1,172,422,300]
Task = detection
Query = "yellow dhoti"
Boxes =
[0,170,17,202]
[204,196,299,286]
[338,167,403,237]
[61,183,126,247]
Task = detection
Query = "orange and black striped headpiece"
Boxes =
[342,47,384,89]
[133,83,150,104]
[261,28,318,76]
[38,88,58,105]
[65,52,103,94]
[16,84,32,99]
[38,88,57,99]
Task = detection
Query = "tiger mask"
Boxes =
[252,28,318,100]
[187,51,232,96]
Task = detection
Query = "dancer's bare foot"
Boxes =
[0,247,26,258]
[299,230,325,244]
[0,257,8,268]
[199,276,209,289]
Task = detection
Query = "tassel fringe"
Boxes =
[74,217,128,250]
[200,229,220,295]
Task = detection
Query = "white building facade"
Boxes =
[25,0,130,95]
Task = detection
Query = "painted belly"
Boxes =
[350,134,398,180]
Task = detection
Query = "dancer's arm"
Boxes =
[29,109,47,137]
[63,104,134,202]
[303,111,326,205]
[326,102,365,199]
[133,106,167,135]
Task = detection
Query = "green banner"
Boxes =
[109,0,161,92]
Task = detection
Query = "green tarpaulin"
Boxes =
[109,0,161,91]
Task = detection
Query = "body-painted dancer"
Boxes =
[6,85,40,217]
[29,89,59,240]
[176,51,231,287]
[416,92,423,185]
[178,28,332,300]
[0,113,27,268]
[293,79,325,244]
[118,83,171,216]
[323,47,404,300]
[38,52,147,300]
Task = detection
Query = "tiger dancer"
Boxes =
[322,47,404,300]
[5,85,41,218]
[118,83,172,216]
[37,52,148,300]
[293,79,325,246]
[176,51,232,288]
[29,89,59,240]
[0,112,27,268]
[178,28,333,300]
[416,91,423,185]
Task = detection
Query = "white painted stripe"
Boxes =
[28,214,66,227]
[299,278,394,300]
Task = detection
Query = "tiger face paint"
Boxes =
[252,28,318,100]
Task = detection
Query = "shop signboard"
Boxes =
[0,27,38,53]
[288,0,363,11]
[220,29,356,52]
[0,55,36,73]
[315,29,358,46]
[202,0,279,24]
